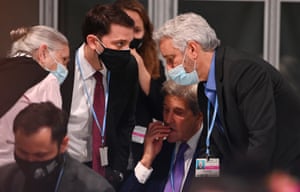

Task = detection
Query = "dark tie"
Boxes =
[164,142,189,192]
[92,71,105,176]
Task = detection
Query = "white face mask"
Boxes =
[47,52,68,84]
[167,50,199,85]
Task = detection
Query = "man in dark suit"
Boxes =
[60,4,138,189]
[120,80,207,192]
[154,12,300,178]
[0,102,114,192]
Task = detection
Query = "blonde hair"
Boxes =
[8,25,68,57]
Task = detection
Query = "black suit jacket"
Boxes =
[61,52,139,174]
[199,46,300,175]
[0,153,115,192]
[120,131,207,192]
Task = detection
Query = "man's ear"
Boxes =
[86,34,102,52]
[59,136,69,153]
[187,40,200,60]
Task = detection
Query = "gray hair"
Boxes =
[161,80,200,115]
[8,25,68,57]
[154,12,220,52]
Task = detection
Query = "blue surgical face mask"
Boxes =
[48,53,68,84]
[167,50,199,85]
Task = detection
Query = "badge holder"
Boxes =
[195,99,220,177]
[100,146,109,166]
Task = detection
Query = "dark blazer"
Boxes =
[198,46,300,176]
[0,153,115,192]
[120,131,207,192]
[61,53,139,174]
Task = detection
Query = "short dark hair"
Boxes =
[13,102,68,144]
[81,3,134,42]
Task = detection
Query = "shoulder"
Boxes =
[62,154,114,191]
[0,163,24,192]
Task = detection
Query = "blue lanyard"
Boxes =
[170,149,176,192]
[206,99,218,157]
[75,51,109,146]
[54,155,66,192]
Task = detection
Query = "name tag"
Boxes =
[131,125,147,144]
[99,146,108,166]
[195,158,220,177]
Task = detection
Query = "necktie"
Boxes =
[164,142,189,192]
[92,71,105,176]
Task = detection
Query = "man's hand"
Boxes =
[140,121,171,168]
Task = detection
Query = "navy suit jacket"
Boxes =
[120,131,207,192]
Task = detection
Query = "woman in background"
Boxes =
[0,25,70,166]
[114,0,168,169]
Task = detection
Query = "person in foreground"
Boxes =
[0,25,70,166]
[0,102,114,192]
[120,80,207,192]
[154,12,300,178]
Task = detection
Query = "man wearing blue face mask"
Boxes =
[0,102,114,192]
[167,48,199,85]
[155,12,300,179]
[61,4,139,190]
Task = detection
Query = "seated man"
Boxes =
[0,102,114,192]
[120,80,208,192]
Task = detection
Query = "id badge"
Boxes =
[99,146,109,166]
[131,125,147,144]
[195,158,220,177]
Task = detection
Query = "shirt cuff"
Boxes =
[134,161,153,184]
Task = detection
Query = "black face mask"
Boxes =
[98,48,131,71]
[129,38,143,49]
[15,153,64,182]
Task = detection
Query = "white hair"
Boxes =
[8,25,68,57]
[154,12,220,52]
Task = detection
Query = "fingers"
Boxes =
[147,121,171,141]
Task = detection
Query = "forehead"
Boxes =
[159,37,182,58]
[102,23,134,42]
[15,127,57,154]
[164,95,188,109]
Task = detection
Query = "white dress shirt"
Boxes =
[67,44,107,162]
[135,124,203,191]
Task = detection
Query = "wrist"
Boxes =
[140,154,153,169]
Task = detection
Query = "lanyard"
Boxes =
[206,99,218,157]
[170,149,176,192]
[168,145,185,192]
[54,155,66,192]
[75,51,109,146]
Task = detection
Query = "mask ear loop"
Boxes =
[95,36,106,54]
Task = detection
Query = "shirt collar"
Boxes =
[177,123,203,153]
[205,51,216,92]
